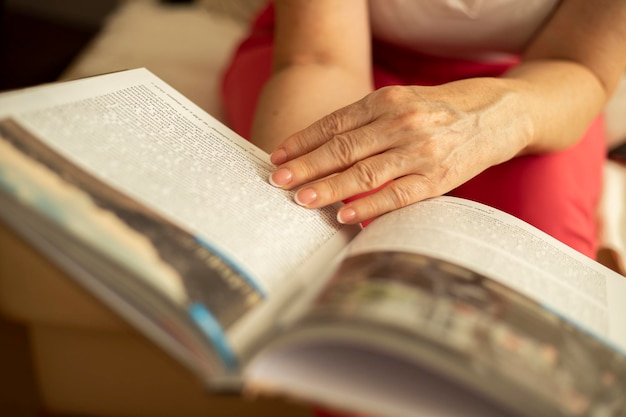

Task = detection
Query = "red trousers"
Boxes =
[221,5,606,260]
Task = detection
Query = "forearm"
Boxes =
[250,64,372,153]
[506,0,626,155]
[251,0,372,153]
[503,59,609,155]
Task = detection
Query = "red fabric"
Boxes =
[221,4,605,259]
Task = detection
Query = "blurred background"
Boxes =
[0,0,122,92]
[0,2,287,417]
[1,2,115,414]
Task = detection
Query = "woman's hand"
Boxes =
[268,78,533,224]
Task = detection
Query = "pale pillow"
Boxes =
[605,75,626,148]
[598,160,626,275]
[60,1,248,122]
[195,0,268,25]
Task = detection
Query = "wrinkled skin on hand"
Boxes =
[269,78,532,224]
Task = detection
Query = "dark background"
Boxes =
[0,2,116,416]
[0,0,121,92]
[0,2,191,415]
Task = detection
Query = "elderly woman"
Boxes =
[222,0,626,262]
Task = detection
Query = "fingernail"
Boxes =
[294,188,317,206]
[270,148,288,165]
[337,207,356,224]
[269,168,292,187]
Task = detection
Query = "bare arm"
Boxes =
[506,0,626,154]
[250,0,373,152]
[263,0,626,224]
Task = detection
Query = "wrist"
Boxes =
[504,60,606,154]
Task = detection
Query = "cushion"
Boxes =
[59,0,250,122]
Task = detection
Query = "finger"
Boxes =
[336,175,437,224]
[291,150,417,208]
[270,98,374,165]
[269,122,389,189]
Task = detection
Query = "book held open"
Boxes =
[0,68,624,417]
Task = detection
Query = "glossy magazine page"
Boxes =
[0,118,263,377]
[244,198,626,417]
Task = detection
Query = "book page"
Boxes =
[346,196,626,349]
[0,68,357,377]
[245,197,626,417]
[0,68,344,294]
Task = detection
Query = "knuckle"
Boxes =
[389,184,415,208]
[375,85,407,105]
[387,180,421,208]
[419,138,446,161]
[375,89,425,129]
[395,110,424,132]
[327,134,357,166]
[319,111,344,136]
[352,160,384,189]
[382,149,411,171]
[297,159,317,180]
[323,178,344,201]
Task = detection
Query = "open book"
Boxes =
[1,68,625,417]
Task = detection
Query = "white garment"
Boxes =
[368,0,560,59]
